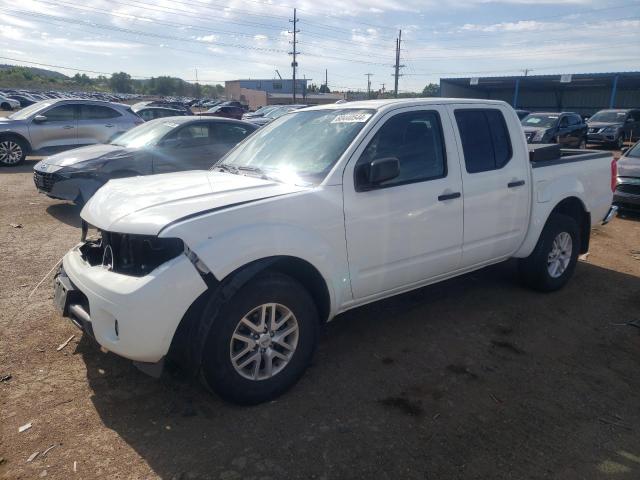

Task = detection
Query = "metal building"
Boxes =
[440,72,640,115]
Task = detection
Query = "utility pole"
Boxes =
[380,83,386,96]
[365,73,373,98]
[393,29,403,98]
[325,68,328,92]
[194,67,200,101]
[289,8,300,104]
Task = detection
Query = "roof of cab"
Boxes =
[301,98,509,113]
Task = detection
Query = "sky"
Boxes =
[0,0,639,92]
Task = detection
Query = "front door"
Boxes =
[343,106,464,299]
[451,105,530,268]
[29,103,77,151]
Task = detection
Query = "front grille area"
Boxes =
[616,183,640,196]
[33,171,58,192]
[80,230,184,277]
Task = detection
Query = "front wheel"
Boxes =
[200,272,319,405]
[518,213,580,292]
[0,136,28,166]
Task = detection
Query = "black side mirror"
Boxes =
[33,114,47,123]
[356,157,400,190]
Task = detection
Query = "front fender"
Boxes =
[170,222,348,317]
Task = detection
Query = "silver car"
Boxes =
[0,99,143,166]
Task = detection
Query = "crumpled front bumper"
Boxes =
[57,244,208,363]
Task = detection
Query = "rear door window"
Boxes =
[79,105,121,120]
[454,109,512,173]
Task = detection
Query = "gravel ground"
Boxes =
[1,155,640,480]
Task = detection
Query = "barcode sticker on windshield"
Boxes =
[331,113,372,124]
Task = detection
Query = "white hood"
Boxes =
[81,170,308,235]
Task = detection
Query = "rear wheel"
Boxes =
[0,136,28,166]
[1,102,10,111]
[518,213,580,292]
[200,272,319,405]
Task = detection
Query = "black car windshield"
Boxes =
[521,114,559,129]
[8,101,52,120]
[215,108,374,185]
[589,111,627,123]
[111,119,181,148]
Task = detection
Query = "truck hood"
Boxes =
[81,170,308,235]
[44,144,132,167]
[618,155,640,178]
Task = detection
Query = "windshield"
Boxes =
[626,142,640,158]
[521,114,559,129]
[215,108,374,185]
[111,120,180,148]
[589,111,627,123]
[8,101,51,120]
[265,107,295,119]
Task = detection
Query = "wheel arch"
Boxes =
[549,196,590,254]
[168,255,332,373]
[0,132,32,153]
[515,194,591,258]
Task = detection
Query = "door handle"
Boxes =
[63,125,74,129]
[104,124,114,128]
[438,192,461,201]
[508,180,525,188]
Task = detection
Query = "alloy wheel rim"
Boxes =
[229,303,299,381]
[0,141,23,164]
[547,232,572,278]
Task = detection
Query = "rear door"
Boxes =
[343,106,464,299]
[451,105,530,268]
[28,103,78,151]
[208,122,255,164]
[76,104,123,145]
[153,122,212,173]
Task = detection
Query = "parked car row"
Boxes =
[520,108,640,149]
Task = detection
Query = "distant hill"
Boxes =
[0,64,68,80]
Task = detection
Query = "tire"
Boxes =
[518,213,580,292]
[1,102,10,111]
[200,272,319,405]
[0,135,28,166]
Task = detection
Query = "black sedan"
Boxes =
[33,117,257,204]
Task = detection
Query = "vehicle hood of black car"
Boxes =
[587,122,623,129]
[44,144,135,167]
[522,126,549,134]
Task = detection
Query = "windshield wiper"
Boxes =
[213,163,239,174]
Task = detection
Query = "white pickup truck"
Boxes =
[54,99,618,404]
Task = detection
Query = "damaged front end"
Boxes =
[79,220,184,277]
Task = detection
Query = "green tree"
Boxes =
[421,83,439,97]
[109,72,133,93]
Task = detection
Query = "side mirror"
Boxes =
[33,114,47,123]
[357,157,400,190]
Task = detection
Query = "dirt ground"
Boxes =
[1,151,640,479]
